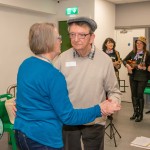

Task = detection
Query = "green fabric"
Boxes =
[144,88,150,94]
[144,80,150,94]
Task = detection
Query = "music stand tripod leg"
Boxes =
[112,123,121,138]
[111,125,117,147]
[105,124,111,138]
[109,119,114,139]
[105,121,118,146]
[105,116,121,147]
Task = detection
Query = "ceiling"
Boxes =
[56,0,150,4]
[106,0,150,4]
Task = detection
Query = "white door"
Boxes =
[114,29,145,102]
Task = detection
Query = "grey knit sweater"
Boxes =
[54,48,121,110]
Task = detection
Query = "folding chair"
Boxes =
[7,84,17,98]
[0,94,17,150]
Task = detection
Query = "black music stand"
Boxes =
[105,115,121,147]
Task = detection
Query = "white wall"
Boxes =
[116,1,150,27]
[94,0,115,49]
[0,1,57,94]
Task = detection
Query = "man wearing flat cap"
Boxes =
[54,16,121,150]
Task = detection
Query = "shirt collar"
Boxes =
[106,49,114,54]
[73,45,95,60]
[134,51,144,60]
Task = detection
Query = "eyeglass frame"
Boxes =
[57,35,62,41]
[68,32,92,39]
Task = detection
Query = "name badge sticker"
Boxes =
[66,61,76,67]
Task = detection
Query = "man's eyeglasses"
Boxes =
[69,33,91,39]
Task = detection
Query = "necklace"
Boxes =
[38,55,52,64]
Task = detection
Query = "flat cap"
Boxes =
[67,17,97,32]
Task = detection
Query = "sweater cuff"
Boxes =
[95,104,102,117]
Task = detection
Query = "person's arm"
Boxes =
[123,51,134,74]
[49,71,121,125]
[145,51,150,72]
[84,99,121,125]
[104,60,122,104]
[122,51,133,66]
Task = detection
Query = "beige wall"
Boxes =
[0,1,57,94]
[116,1,150,28]
[0,0,56,14]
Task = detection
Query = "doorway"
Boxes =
[58,21,71,52]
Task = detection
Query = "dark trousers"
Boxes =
[63,124,105,150]
[15,130,64,150]
[129,77,147,99]
[129,77,147,118]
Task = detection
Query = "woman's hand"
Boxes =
[148,66,150,72]
[113,61,121,69]
[99,99,121,116]
[137,64,146,70]
[126,64,133,74]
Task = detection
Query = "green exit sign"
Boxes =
[66,7,78,15]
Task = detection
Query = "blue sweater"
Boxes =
[14,56,101,148]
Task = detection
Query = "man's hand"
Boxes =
[100,99,121,116]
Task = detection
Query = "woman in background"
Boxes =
[14,22,121,150]
[123,36,150,122]
[102,38,121,82]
